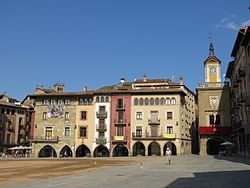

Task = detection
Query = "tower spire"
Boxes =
[209,42,215,56]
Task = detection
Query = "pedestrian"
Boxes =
[166,148,172,164]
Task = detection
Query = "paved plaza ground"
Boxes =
[1,155,250,188]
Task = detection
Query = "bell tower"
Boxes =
[204,42,221,83]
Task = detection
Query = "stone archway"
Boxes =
[113,144,128,157]
[133,141,145,156]
[207,138,223,155]
[59,145,73,158]
[76,144,91,157]
[148,141,160,156]
[38,145,57,158]
[94,145,109,157]
[163,142,177,155]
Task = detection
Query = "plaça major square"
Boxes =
[0,26,249,159]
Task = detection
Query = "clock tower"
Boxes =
[204,43,221,83]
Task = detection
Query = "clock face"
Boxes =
[210,67,216,74]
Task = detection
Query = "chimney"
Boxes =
[179,77,184,85]
[84,86,88,91]
[120,77,125,84]
[143,74,147,82]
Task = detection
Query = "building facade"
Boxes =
[0,94,31,154]
[197,43,231,155]
[131,76,196,156]
[226,26,250,157]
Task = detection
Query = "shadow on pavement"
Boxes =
[165,170,250,188]
[214,155,250,165]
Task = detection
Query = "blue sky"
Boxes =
[0,0,249,100]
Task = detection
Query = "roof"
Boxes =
[225,61,234,78]
[231,26,250,57]
[204,55,221,65]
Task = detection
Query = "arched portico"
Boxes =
[94,145,109,157]
[76,144,91,157]
[38,145,57,158]
[148,141,160,156]
[133,141,146,156]
[60,145,73,158]
[112,144,129,157]
[163,142,177,155]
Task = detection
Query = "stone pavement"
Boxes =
[2,155,250,188]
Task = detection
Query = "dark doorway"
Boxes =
[94,145,109,157]
[207,139,223,155]
[148,141,160,156]
[76,144,91,157]
[113,144,128,157]
[38,145,57,158]
[164,142,177,155]
[60,145,73,157]
[133,141,145,156]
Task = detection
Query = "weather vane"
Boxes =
[208,32,213,43]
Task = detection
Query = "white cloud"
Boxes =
[215,15,250,31]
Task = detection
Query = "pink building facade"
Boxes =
[110,94,131,157]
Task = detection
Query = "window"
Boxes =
[101,96,105,102]
[43,99,49,105]
[45,127,53,140]
[209,115,215,125]
[51,99,56,105]
[43,112,47,120]
[171,98,176,105]
[166,98,170,105]
[139,98,144,105]
[80,127,87,137]
[6,109,10,114]
[145,98,149,105]
[80,111,87,120]
[167,112,173,119]
[65,112,69,120]
[96,97,100,102]
[19,117,23,125]
[65,99,70,105]
[117,99,124,108]
[160,98,165,105]
[134,98,138,105]
[150,98,154,105]
[79,98,84,105]
[88,98,93,104]
[117,126,124,136]
[136,126,142,137]
[167,126,173,134]
[136,112,143,120]
[6,133,11,144]
[11,109,15,115]
[1,108,5,114]
[105,96,109,102]
[64,127,70,136]
[83,98,88,105]
[58,99,64,105]
[155,98,159,105]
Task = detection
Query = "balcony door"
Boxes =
[151,125,158,137]
[45,127,53,140]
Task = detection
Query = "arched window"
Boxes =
[150,98,154,105]
[84,98,88,105]
[139,98,144,106]
[160,98,165,105]
[145,98,149,105]
[88,98,93,104]
[105,96,109,102]
[96,97,100,102]
[166,98,170,105]
[79,98,84,105]
[134,98,138,105]
[101,96,105,102]
[171,98,176,105]
[155,98,159,105]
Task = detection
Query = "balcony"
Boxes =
[148,118,160,125]
[114,119,126,125]
[96,137,107,145]
[197,82,229,88]
[162,133,176,139]
[116,104,125,111]
[32,136,59,143]
[96,124,107,132]
[112,136,127,143]
[96,111,107,118]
